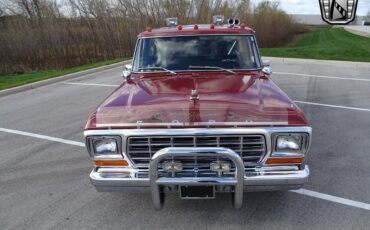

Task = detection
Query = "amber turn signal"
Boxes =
[265,158,303,164]
[94,160,129,167]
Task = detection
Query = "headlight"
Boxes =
[86,136,121,158]
[94,139,117,153]
[274,133,309,153]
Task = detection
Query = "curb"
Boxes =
[0,61,130,98]
[262,56,370,67]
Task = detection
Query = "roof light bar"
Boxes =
[165,17,178,27]
[213,15,224,25]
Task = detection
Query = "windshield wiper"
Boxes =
[138,66,176,74]
[228,40,238,55]
[189,65,236,74]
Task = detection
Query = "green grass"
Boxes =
[0,58,126,91]
[260,28,370,62]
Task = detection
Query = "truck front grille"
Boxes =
[127,135,266,177]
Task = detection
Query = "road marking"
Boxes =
[290,189,370,211]
[294,100,370,112]
[274,72,370,82]
[63,82,120,87]
[2,126,370,211]
[0,127,85,147]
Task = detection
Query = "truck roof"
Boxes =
[138,24,255,38]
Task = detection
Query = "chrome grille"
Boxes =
[127,135,266,176]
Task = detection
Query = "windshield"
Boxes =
[132,35,261,72]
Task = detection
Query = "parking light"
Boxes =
[210,161,231,173]
[162,161,183,173]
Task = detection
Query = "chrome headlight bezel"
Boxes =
[271,133,310,156]
[86,135,122,159]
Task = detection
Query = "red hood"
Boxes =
[85,71,308,130]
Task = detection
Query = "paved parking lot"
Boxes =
[1,58,370,229]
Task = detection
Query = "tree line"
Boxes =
[0,0,304,74]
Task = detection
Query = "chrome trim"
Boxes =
[157,177,237,186]
[139,34,256,39]
[85,135,123,160]
[127,134,266,172]
[84,126,312,168]
[270,152,305,158]
[245,165,309,186]
[271,132,310,156]
[149,147,245,209]
[95,121,289,128]
[132,34,262,72]
[131,68,262,74]
[89,165,310,192]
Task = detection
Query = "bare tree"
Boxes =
[0,0,301,74]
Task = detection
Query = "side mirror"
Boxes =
[261,60,272,75]
[122,64,132,80]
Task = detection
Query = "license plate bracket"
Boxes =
[180,186,215,199]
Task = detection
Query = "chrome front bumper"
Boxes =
[90,147,309,209]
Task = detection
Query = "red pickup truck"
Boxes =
[84,17,311,209]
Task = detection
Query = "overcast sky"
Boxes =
[253,0,370,16]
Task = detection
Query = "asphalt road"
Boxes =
[344,26,370,38]
[1,58,370,229]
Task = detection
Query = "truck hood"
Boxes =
[85,72,308,129]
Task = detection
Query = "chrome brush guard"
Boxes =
[149,147,245,210]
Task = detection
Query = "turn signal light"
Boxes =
[266,158,303,164]
[94,160,129,167]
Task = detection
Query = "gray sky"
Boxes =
[253,0,370,16]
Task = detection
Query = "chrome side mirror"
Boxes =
[261,60,272,75]
[122,64,132,80]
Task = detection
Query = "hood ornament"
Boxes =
[190,89,199,100]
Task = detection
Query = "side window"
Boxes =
[132,39,142,72]
[250,36,261,68]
